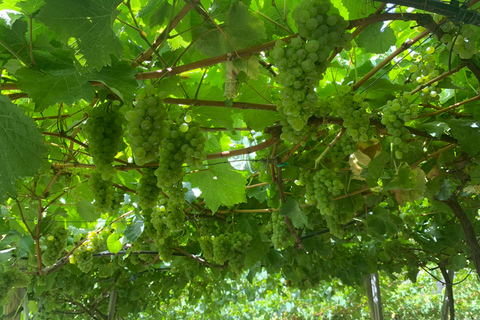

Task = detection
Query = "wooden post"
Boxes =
[364,272,384,320]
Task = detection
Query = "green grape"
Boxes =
[211,231,252,272]
[270,212,293,250]
[199,236,215,261]
[326,133,357,163]
[42,225,69,266]
[83,105,124,180]
[138,167,161,209]
[0,268,31,304]
[380,96,418,159]
[111,189,124,211]
[69,231,105,273]
[179,123,189,132]
[328,87,370,142]
[272,0,352,143]
[88,169,114,213]
[126,85,169,165]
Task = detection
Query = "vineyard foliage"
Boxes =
[1,0,480,318]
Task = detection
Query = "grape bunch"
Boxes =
[69,231,105,273]
[0,268,31,304]
[42,225,69,266]
[270,212,293,250]
[441,24,479,60]
[153,119,206,227]
[380,94,418,159]
[111,189,125,212]
[88,169,114,213]
[125,85,169,165]
[83,105,124,180]
[138,167,162,209]
[408,48,442,103]
[152,197,186,231]
[326,133,357,163]
[330,88,370,142]
[198,235,214,261]
[211,231,252,272]
[299,166,343,214]
[270,0,351,143]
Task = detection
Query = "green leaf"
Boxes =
[356,23,396,54]
[279,197,307,229]
[17,0,45,14]
[124,219,144,243]
[418,121,449,139]
[446,119,480,155]
[0,96,46,202]
[0,19,28,59]
[138,0,171,29]
[16,67,95,111]
[342,0,376,19]
[76,199,97,222]
[186,163,247,212]
[368,151,390,180]
[436,179,453,201]
[449,254,467,271]
[107,233,122,254]
[88,59,138,104]
[194,2,267,57]
[242,109,278,131]
[194,107,234,132]
[37,0,123,70]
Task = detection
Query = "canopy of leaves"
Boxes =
[1,0,480,318]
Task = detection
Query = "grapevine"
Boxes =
[69,231,105,273]
[270,212,294,250]
[270,0,352,143]
[83,104,124,180]
[88,169,114,213]
[138,167,162,209]
[381,94,419,159]
[42,225,69,266]
[125,85,169,165]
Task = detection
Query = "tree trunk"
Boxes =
[4,288,26,320]
[107,288,118,320]
[364,272,384,320]
[440,267,455,320]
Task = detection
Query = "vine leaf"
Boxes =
[16,66,95,111]
[107,233,122,254]
[36,0,123,71]
[356,23,396,54]
[342,0,376,19]
[186,163,247,212]
[445,119,480,156]
[124,219,144,243]
[279,197,307,229]
[88,59,138,104]
[17,0,45,14]
[194,2,267,57]
[0,96,46,202]
[138,0,171,29]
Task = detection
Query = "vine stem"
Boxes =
[415,95,480,119]
[163,98,276,111]
[132,0,198,66]
[410,63,467,95]
[172,247,226,269]
[352,29,430,91]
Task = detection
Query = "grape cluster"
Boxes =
[152,198,185,231]
[111,189,124,211]
[330,88,370,142]
[211,231,252,272]
[138,167,162,209]
[270,0,351,143]
[125,85,169,165]
[154,120,206,189]
[69,231,105,273]
[299,167,343,215]
[326,133,357,163]
[270,212,293,250]
[408,48,442,103]
[198,235,215,261]
[0,268,31,304]
[88,170,114,213]
[441,24,479,60]
[380,94,418,159]
[83,105,124,180]
[42,225,69,266]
